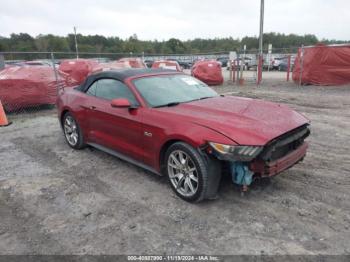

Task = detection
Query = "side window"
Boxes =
[93,79,138,105]
[86,81,98,96]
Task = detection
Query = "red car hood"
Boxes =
[155,96,309,145]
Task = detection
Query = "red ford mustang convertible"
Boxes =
[57,69,310,202]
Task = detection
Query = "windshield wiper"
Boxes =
[185,96,215,103]
[154,96,215,108]
[153,102,180,108]
[199,96,213,100]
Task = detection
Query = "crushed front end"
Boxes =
[207,124,310,191]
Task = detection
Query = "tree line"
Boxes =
[0,32,348,55]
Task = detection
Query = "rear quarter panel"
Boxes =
[56,88,89,139]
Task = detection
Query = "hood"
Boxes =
[155,96,309,145]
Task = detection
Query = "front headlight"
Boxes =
[208,142,263,161]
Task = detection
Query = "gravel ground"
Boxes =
[0,76,349,255]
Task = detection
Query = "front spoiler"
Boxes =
[250,142,308,177]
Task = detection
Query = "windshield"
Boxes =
[133,75,218,107]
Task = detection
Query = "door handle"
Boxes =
[80,105,96,110]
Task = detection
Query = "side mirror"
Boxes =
[111,98,131,108]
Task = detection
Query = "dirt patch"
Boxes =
[0,80,349,255]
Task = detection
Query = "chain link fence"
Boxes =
[0,48,302,117]
[231,47,299,85]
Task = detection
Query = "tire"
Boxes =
[62,112,85,149]
[165,142,221,202]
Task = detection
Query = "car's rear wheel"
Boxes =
[62,112,85,149]
[165,142,219,202]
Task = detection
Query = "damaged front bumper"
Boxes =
[250,141,308,177]
[226,142,308,189]
[207,124,310,188]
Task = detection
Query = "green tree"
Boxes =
[0,32,348,55]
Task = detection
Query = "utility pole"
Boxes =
[257,0,264,86]
[74,26,79,59]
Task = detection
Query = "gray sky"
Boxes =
[0,0,349,41]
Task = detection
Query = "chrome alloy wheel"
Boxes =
[64,116,79,146]
[168,150,199,197]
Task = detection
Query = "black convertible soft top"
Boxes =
[76,68,181,92]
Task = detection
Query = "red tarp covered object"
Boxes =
[152,60,182,71]
[59,58,145,85]
[191,60,223,85]
[293,44,350,86]
[58,59,99,85]
[0,66,65,111]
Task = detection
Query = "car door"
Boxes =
[84,78,144,162]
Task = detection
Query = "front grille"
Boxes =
[259,124,310,162]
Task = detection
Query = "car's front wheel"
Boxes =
[165,142,221,202]
[62,112,85,149]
